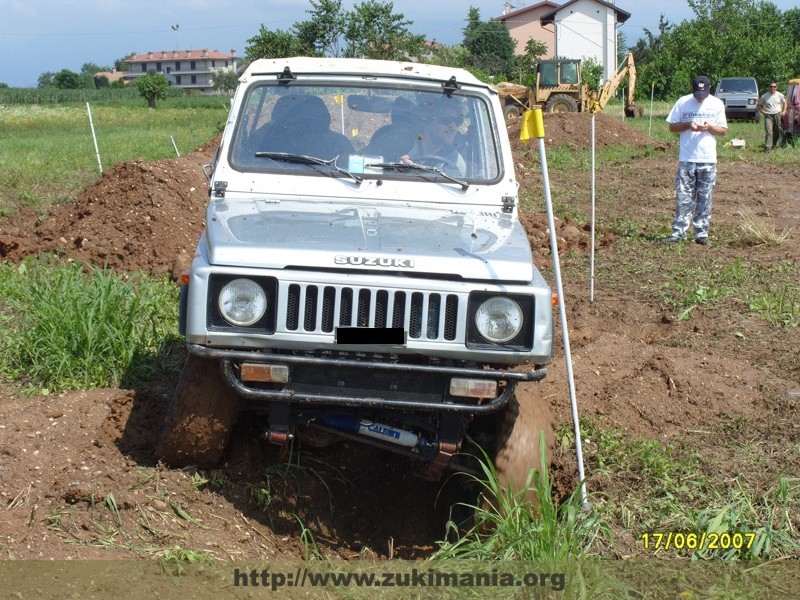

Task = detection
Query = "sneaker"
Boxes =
[695,237,708,245]
[662,235,683,244]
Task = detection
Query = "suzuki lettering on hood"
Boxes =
[335,256,416,268]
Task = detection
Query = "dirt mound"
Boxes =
[508,112,670,152]
[0,152,210,278]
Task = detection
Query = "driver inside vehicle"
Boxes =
[400,97,467,177]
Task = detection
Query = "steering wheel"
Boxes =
[415,153,461,175]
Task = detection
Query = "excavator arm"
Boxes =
[595,52,641,117]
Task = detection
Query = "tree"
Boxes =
[463,8,516,79]
[424,43,470,69]
[343,0,426,61]
[634,1,799,100]
[81,62,109,75]
[0,82,8,89]
[37,72,57,88]
[136,72,169,109]
[580,56,604,90]
[513,38,548,84]
[631,14,673,65]
[54,69,82,89]
[294,0,345,57]
[212,70,240,94]
[114,56,132,72]
[245,26,304,61]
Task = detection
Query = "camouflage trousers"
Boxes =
[671,162,716,240]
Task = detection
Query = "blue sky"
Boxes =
[0,1,796,87]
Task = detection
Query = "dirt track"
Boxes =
[0,113,797,560]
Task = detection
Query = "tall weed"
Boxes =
[0,257,180,391]
[432,438,609,561]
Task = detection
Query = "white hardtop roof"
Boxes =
[241,56,487,88]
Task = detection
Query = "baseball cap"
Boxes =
[692,76,711,99]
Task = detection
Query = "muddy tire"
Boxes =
[493,387,555,497]
[504,104,521,124]
[157,354,243,468]
[544,94,578,113]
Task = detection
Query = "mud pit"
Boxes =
[1,113,798,561]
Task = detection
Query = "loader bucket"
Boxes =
[625,104,644,118]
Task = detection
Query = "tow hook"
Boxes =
[261,429,293,447]
[418,441,460,481]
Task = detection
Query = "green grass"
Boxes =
[432,439,610,561]
[0,98,228,216]
[574,417,800,560]
[615,98,800,162]
[0,256,181,392]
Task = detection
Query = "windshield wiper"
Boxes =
[254,151,363,184]
[370,162,469,190]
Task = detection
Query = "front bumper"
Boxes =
[189,343,546,415]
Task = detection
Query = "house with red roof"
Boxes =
[124,49,238,92]
[497,1,631,80]
[540,0,631,80]
[495,1,558,57]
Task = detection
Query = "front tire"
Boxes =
[493,387,555,498]
[544,94,578,113]
[157,354,243,468]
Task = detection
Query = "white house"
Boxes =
[540,0,630,80]
[124,49,238,92]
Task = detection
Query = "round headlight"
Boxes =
[218,278,267,326]
[474,297,523,343]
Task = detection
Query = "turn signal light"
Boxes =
[449,378,497,399]
[241,363,289,383]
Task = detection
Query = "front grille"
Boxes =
[284,284,460,341]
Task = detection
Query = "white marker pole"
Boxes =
[86,102,102,174]
[590,112,596,302]
[170,134,181,157]
[649,82,656,137]
[523,108,590,509]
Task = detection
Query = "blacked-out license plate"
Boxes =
[335,327,406,345]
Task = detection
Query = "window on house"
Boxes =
[212,60,216,68]
[176,76,182,85]
[191,75,197,84]
[141,64,147,73]
[190,61,196,70]
[175,62,180,71]
[156,62,162,72]
[225,60,229,67]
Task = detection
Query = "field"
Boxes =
[0,100,798,592]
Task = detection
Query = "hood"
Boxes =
[204,199,534,282]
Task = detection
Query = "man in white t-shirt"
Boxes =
[757,82,787,152]
[663,76,728,245]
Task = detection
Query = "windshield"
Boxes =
[717,78,758,94]
[229,82,501,183]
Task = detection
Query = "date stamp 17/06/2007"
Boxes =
[641,531,756,552]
